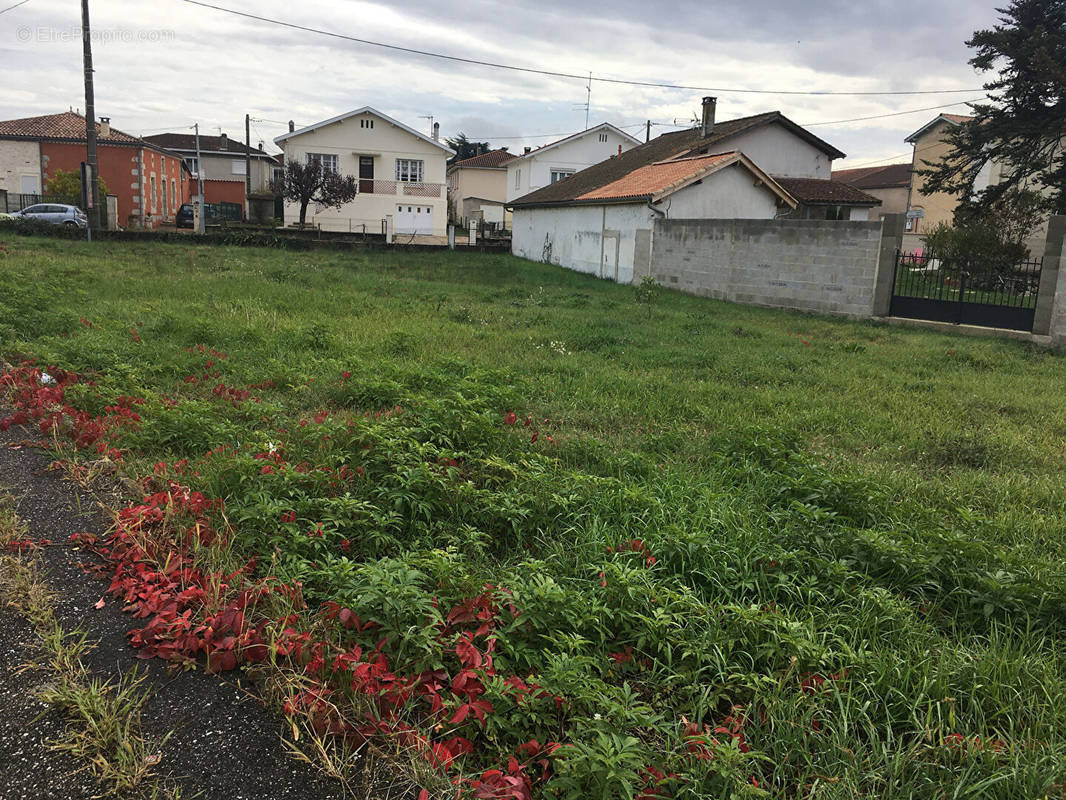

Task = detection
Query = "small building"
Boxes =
[144,132,281,222]
[273,107,453,237]
[446,148,516,229]
[505,123,642,203]
[831,162,912,222]
[510,98,878,284]
[0,110,187,228]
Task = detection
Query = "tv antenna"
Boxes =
[572,72,591,129]
[419,114,435,135]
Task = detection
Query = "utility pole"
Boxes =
[646,120,651,143]
[194,123,205,234]
[244,114,251,222]
[81,0,99,233]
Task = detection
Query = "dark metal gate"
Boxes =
[889,250,1043,332]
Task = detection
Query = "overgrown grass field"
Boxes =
[3,235,1066,798]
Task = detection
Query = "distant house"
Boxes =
[505,123,642,203]
[446,148,516,229]
[510,98,879,283]
[274,107,453,236]
[144,132,281,222]
[832,162,911,222]
[0,110,187,228]
[903,114,977,234]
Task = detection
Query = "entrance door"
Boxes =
[359,157,374,194]
[395,204,433,235]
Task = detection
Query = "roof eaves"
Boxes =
[274,106,454,154]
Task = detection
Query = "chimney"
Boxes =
[258,141,264,151]
[617,144,622,156]
[524,146,531,154]
[219,133,228,150]
[99,116,111,138]
[701,96,717,138]
[288,120,295,133]
[432,121,440,141]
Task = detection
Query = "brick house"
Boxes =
[0,110,188,228]
[143,132,282,222]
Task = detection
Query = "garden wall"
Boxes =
[648,217,894,318]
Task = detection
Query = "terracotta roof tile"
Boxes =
[449,148,516,169]
[510,111,845,208]
[577,153,738,202]
[0,111,139,144]
[773,177,881,206]
[941,113,975,124]
[831,162,912,189]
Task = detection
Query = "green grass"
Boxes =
[4,235,1066,797]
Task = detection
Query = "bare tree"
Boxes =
[272,158,357,227]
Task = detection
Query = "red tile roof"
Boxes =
[577,153,737,201]
[0,111,139,144]
[941,113,975,124]
[450,148,516,169]
[831,162,912,189]
[773,177,881,206]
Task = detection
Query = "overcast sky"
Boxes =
[0,0,1002,167]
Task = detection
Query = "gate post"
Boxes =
[1033,215,1065,337]
[872,213,905,316]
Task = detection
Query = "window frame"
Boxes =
[395,158,424,183]
[550,169,575,184]
[306,152,339,174]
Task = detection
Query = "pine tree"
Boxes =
[920,0,1066,217]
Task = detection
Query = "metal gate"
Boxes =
[889,250,1043,332]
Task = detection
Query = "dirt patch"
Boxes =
[0,424,350,800]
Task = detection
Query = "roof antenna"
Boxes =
[572,72,592,129]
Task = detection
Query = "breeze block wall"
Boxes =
[649,218,885,318]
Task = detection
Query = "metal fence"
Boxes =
[890,249,1043,331]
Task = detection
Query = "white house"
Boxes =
[505,123,642,203]
[510,98,880,284]
[274,107,453,236]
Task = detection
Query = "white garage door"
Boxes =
[395,203,433,235]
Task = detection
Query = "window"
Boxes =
[514,168,521,189]
[598,132,608,143]
[271,166,284,184]
[150,176,156,211]
[360,118,374,129]
[185,157,199,175]
[550,169,575,184]
[395,159,424,182]
[306,153,338,173]
[232,159,247,175]
[171,179,176,209]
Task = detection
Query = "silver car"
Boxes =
[13,203,88,228]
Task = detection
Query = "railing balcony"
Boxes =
[356,180,442,198]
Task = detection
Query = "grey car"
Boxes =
[13,203,88,228]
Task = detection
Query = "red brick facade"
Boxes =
[41,141,187,229]
[187,178,246,207]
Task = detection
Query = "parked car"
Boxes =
[176,203,195,229]
[12,204,87,228]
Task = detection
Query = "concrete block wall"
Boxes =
[650,218,885,317]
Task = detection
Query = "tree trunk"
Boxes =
[299,200,309,228]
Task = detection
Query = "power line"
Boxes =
[802,98,982,127]
[182,0,984,97]
[0,0,31,15]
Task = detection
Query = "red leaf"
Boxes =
[94,598,106,609]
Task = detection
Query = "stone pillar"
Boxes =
[872,213,905,317]
[1032,215,1065,336]
[385,214,394,244]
